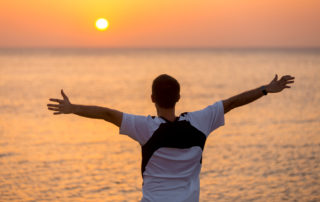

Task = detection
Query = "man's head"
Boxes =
[152,74,180,108]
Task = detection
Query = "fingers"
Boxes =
[282,79,295,86]
[279,80,294,88]
[61,89,66,98]
[273,74,278,82]
[47,104,60,107]
[48,90,69,115]
[280,75,295,81]
[278,75,295,88]
[47,107,60,111]
[49,98,63,103]
[275,75,294,91]
[61,89,69,101]
[283,75,294,79]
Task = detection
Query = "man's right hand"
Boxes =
[266,74,295,93]
[47,89,73,115]
[223,74,295,114]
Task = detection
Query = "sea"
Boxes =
[0,48,319,201]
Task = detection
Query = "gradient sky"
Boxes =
[1,0,320,48]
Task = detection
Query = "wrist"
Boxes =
[70,104,76,114]
[265,84,273,93]
[260,85,268,95]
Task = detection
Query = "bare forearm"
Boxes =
[71,104,122,126]
[71,104,107,119]
[227,87,264,110]
[48,90,124,127]
[223,74,295,114]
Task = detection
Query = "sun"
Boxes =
[95,18,109,31]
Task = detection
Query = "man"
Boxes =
[47,74,294,202]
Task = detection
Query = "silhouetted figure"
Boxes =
[47,74,294,202]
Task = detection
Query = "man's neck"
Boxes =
[156,106,176,122]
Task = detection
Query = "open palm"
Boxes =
[47,89,72,115]
[267,74,295,93]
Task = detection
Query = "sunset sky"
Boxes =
[1,0,320,48]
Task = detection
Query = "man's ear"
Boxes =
[151,94,155,103]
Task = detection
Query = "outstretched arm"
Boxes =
[223,74,295,114]
[47,90,123,127]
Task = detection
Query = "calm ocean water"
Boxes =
[0,48,319,201]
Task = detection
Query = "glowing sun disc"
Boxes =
[95,18,109,31]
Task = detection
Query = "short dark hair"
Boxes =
[152,74,180,108]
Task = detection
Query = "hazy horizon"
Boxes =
[1,46,320,50]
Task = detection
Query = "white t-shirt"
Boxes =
[120,101,225,202]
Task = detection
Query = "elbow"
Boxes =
[103,113,112,122]
[101,108,112,121]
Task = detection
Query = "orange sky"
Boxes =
[1,0,319,48]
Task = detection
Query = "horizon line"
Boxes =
[1,45,320,50]
[1,46,320,53]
